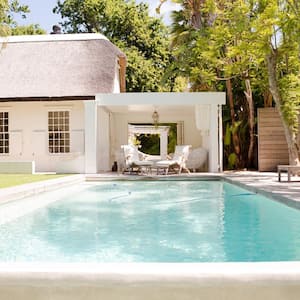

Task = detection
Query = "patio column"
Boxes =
[218,104,223,172]
[160,130,168,159]
[209,104,221,172]
[84,100,98,174]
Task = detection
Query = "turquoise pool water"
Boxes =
[0,180,300,262]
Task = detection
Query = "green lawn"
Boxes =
[0,174,69,189]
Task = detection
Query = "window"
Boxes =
[0,112,9,154]
[48,111,70,153]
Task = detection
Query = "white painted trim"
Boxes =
[0,33,109,44]
[45,104,74,110]
[0,106,12,110]
[96,92,226,106]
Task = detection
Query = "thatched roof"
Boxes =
[0,34,126,101]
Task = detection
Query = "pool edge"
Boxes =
[0,262,300,300]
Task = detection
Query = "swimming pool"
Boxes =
[0,180,300,263]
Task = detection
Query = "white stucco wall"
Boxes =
[0,101,85,173]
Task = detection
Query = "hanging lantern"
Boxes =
[152,110,159,127]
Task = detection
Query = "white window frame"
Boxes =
[48,110,70,154]
[0,111,9,155]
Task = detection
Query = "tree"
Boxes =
[160,0,300,168]
[203,0,261,168]
[0,0,30,36]
[252,0,300,165]
[11,24,45,35]
[0,0,11,36]
[0,0,45,36]
[54,0,174,92]
[160,0,259,168]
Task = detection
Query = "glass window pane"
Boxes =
[48,110,70,153]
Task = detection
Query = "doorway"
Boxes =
[128,123,179,159]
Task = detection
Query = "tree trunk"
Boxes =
[226,79,241,166]
[189,0,202,29]
[266,51,300,165]
[263,90,273,107]
[244,78,255,168]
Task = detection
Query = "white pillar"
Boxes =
[218,104,223,172]
[209,104,221,172]
[160,130,168,159]
[97,107,111,171]
[84,101,98,174]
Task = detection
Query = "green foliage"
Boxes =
[164,0,300,168]
[224,122,231,146]
[251,0,300,143]
[133,123,177,155]
[0,0,45,36]
[54,0,173,92]
[165,122,177,154]
[228,152,238,170]
[280,74,300,133]
[0,0,11,36]
[138,134,160,155]
[11,24,46,35]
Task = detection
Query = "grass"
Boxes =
[0,174,69,189]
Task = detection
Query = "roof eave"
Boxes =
[0,96,96,102]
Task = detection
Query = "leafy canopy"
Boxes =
[54,0,174,92]
[0,0,45,36]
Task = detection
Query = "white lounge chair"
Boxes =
[121,145,154,174]
[154,145,191,175]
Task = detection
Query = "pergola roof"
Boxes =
[96,92,226,114]
[0,34,126,101]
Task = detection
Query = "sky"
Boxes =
[14,0,180,34]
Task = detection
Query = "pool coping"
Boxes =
[1,261,300,281]
[0,262,300,300]
[0,174,85,205]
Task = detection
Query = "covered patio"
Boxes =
[84,92,226,173]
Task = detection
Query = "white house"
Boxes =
[0,33,225,174]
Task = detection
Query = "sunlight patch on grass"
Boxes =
[0,174,69,189]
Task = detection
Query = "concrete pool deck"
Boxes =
[223,171,300,205]
[0,174,84,204]
[1,171,300,300]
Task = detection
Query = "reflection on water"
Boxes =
[0,181,300,262]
